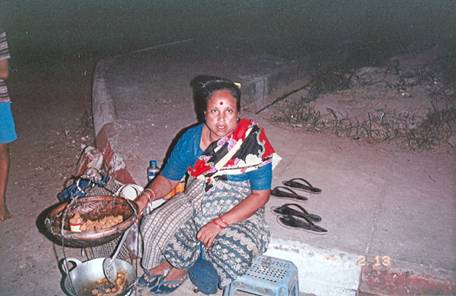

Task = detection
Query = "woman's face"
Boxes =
[205,89,239,139]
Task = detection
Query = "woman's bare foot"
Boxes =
[139,260,189,293]
[152,267,188,293]
[162,267,187,284]
[148,261,172,276]
[0,205,12,221]
[138,261,172,288]
[139,261,187,292]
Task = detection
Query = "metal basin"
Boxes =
[61,257,136,296]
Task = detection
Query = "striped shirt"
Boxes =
[0,31,11,103]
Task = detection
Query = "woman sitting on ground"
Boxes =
[135,75,280,294]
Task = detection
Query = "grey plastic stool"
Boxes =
[223,255,299,296]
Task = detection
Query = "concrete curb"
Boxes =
[239,62,310,112]
[92,57,135,184]
[265,238,456,295]
[92,57,116,136]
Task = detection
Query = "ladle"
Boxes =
[102,228,130,284]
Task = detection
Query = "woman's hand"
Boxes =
[196,221,223,249]
[134,176,178,216]
[135,193,150,216]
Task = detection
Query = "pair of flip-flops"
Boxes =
[271,178,322,201]
[271,203,327,234]
[271,178,326,233]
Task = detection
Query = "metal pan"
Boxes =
[61,257,136,296]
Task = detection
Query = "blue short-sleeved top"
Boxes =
[161,123,272,190]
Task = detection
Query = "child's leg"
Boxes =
[0,143,11,221]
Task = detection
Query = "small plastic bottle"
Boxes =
[147,160,160,182]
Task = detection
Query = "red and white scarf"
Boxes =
[188,119,280,188]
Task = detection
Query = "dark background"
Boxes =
[1,0,455,65]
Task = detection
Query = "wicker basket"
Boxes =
[44,195,138,248]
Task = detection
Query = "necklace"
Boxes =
[208,130,219,143]
[201,126,216,149]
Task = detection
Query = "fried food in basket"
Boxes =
[82,271,127,296]
[68,213,124,232]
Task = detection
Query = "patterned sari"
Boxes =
[140,119,279,286]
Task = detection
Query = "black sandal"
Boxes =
[277,215,327,234]
[282,178,322,194]
[271,186,308,201]
[271,203,322,222]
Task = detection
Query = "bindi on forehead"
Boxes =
[219,101,224,105]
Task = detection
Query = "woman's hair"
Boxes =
[191,75,241,120]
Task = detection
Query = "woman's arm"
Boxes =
[135,175,179,214]
[198,162,273,248]
[136,125,202,213]
[219,190,270,224]
[197,189,270,249]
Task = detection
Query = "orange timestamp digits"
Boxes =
[356,255,391,268]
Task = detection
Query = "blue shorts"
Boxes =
[0,102,17,143]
